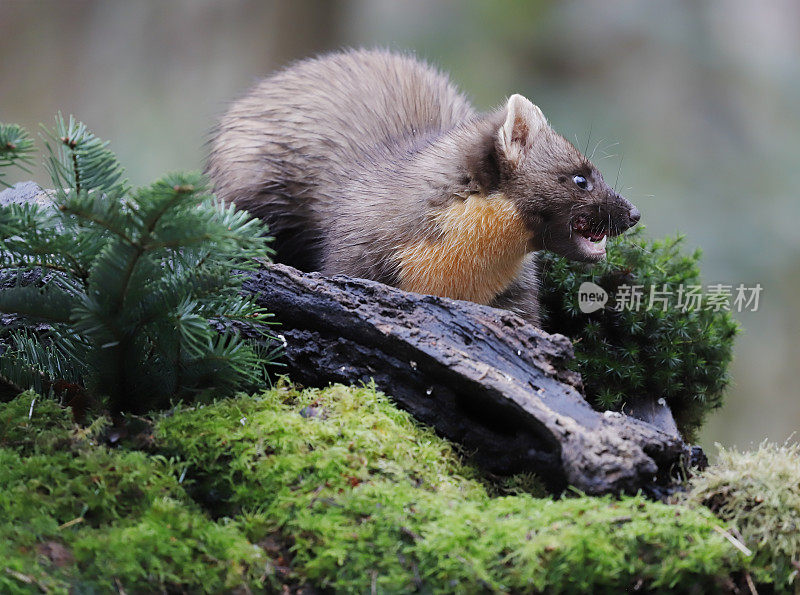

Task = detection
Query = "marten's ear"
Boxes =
[498,94,547,166]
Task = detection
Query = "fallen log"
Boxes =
[242,264,691,495]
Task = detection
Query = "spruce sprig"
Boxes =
[0,118,276,413]
[0,123,35,188]
[43,113,130,199]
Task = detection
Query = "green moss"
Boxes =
[684,442,800,589]
[0,393,266,594]
[540,229,739,439]
[70,498,265,593]
[5,384,796,593]
[156,382,750,593]
[0,391,75,455]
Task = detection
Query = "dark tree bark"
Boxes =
[242,264,691,495]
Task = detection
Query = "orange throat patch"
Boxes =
[396,193,532,304]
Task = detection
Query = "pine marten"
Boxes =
[207,49,639,325]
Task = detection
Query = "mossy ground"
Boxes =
[684,441,800,589]
[0,393,267,593]
[1,384,796,593]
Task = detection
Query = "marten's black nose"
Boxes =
[628,206,641,226]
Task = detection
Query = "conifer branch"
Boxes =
[0,116,278,413]
[0,124,35,188]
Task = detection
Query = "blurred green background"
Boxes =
[1,0,797,452]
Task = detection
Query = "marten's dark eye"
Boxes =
[573,175,591,190]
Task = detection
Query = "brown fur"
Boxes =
[207,49,639,326]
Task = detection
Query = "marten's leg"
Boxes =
[491,254,541,327]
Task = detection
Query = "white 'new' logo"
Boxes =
[578,282,608,313]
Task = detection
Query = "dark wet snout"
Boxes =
[609,193,641,235]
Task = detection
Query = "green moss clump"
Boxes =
[0,391,75,455]
[70,497,266,593]
[684,442,800,590]
[0,393,267,594]
[156,382,750,593]
[540,229,739,438]
[7,383,797,593]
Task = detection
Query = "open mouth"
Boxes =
[571,217,608,258]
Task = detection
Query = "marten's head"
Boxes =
[467,94,640,262]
